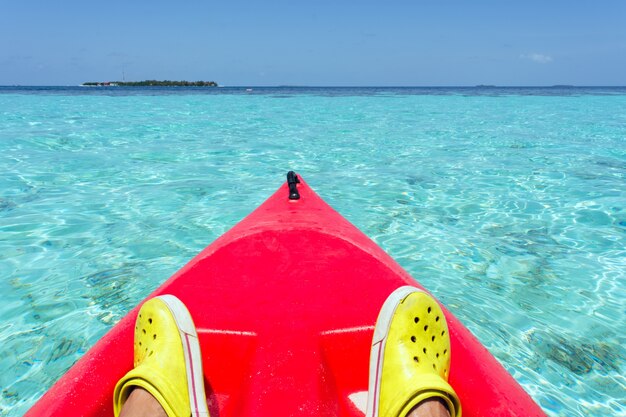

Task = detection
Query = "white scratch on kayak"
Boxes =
[321,325,374,335]
[198,329,257,336]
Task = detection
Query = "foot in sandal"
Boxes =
[366,286,461,417]
[113,295,209,417]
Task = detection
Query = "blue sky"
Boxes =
[1,0,625,86]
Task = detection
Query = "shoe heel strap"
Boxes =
[113,370,181,417]
[396,373,461,417]
[400,389,459,417]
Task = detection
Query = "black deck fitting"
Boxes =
[287,171,300,200]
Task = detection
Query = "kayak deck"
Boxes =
[26,175,545,417]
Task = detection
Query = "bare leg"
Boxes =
[119,388,167,417]
[406,398,451,417]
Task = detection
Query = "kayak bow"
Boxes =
[26,174,545,417]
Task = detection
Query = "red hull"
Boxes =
[26,176,545,417]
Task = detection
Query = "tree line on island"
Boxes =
[82,80,218,87]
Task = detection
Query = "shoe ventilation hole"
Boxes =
[444,349,448,354]
[424,325,429,331]
[432,364,437,370]
[139,342,142,347]
[139,314,142,319]
[142,329,146,335]
[414,317,420,323]
[153,334,157,340]
[441,330,445,336]
[436,353,440,358]
[149,351,154,357]
[423,347,427,354]
[148,318,153,324]
[427,306,432,313]
[431,336,435,342]
[145,347,148,353]
[411,336,416,343]
[436,316,440,322]
[413,356,419,363]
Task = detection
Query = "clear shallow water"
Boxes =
[1,86,624,416]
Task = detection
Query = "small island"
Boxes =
[81,80,218,87]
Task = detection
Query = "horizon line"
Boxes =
[2,84,626,88]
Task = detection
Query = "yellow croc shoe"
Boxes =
[366,286,461,417]
[113,295,209,417]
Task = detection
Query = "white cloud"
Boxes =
[520,53,553,64]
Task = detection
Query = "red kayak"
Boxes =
[27,174,545,417]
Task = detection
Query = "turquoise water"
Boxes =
[1,87,624,416]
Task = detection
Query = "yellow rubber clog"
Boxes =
[113,295,209,417]
[366,286,461,417]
